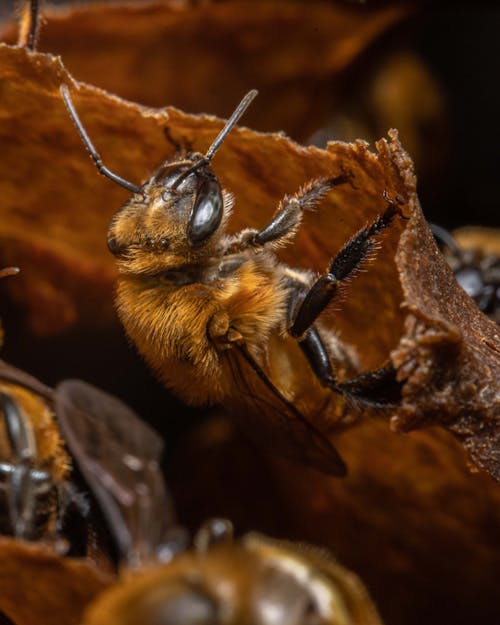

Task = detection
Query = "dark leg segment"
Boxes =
[290,200,400,338]
[298,328,336,387]
[295,318,402,406]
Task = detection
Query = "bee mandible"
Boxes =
[61,86,403,476]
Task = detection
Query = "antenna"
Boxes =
[60,85,143,195]
[171,89,258,190]
[18,0,41,51]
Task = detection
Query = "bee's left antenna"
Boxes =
[60,85,143,195]
[18,0,41,51]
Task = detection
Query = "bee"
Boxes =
[55,383,383,625]
[83,519,384,625]
[0,310,163,558]
[431,223,500,323]
[61,85,404,477]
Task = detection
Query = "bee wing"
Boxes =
[55,379,175,567]
[227,346,347,476]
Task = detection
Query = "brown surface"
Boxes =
[0,538,113,625]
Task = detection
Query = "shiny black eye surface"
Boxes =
[187,178,223,246]
[107,234,127,258]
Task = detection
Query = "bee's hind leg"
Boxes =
[290,316,401,407]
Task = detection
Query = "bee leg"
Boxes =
[225,173,351,253]
[294,320,401,406]
[290,200,400,338]
[0,393,39,537]
[286,201,403,406]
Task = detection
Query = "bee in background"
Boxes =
[0,266,63,542]
[56,384,383,625]
[61,85,404,477]
[83,516,384,625]
[0,383,58,541]
[431,223,500,323]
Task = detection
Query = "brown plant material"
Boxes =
[0,538,112,625]
[0,0,410,139]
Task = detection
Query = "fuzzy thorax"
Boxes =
[115,257,288,406]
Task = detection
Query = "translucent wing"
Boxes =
[55,379,175,568]
[226,346,347,476]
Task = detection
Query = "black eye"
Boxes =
[107,234,127,257]
[187,178,223,246]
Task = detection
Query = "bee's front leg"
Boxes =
[224,173,351,254]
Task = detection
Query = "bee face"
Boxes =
[107,157,230,275]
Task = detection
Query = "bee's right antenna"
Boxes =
[18,0,41,51]
[170,89,258,190]
[204,89,258,162]
[60,84,143,195]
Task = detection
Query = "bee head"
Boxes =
[106,90,257,272]
[153,155,225,249]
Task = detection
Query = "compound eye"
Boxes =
[187,178,223,246]
[455,267,484,299]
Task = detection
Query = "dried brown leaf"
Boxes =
[0,0,410,139]
[0,538,112,625]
